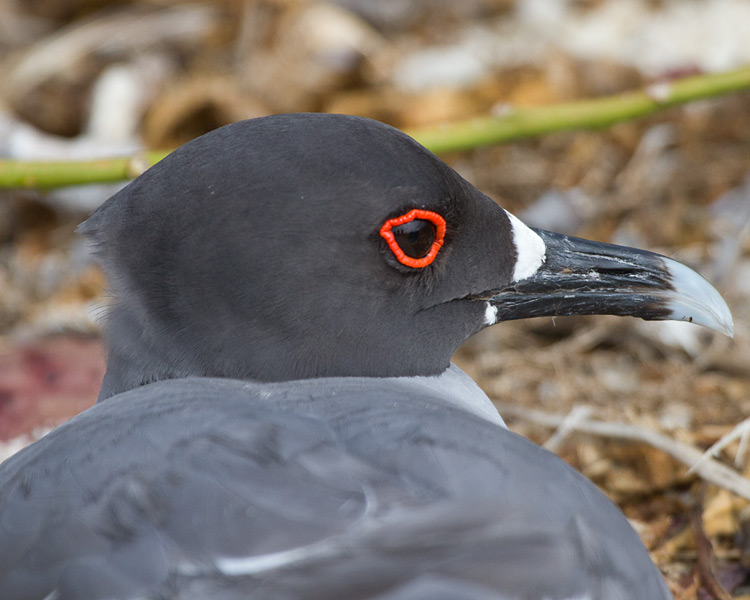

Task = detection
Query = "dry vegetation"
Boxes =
[0,0,749,597]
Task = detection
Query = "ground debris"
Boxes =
[1,1,749,596]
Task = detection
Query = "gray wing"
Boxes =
[0,377,671,599]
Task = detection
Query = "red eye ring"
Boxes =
[379,209,446,268]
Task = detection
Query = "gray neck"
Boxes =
[404,364,505,426]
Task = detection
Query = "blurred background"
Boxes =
[0,0,749,596]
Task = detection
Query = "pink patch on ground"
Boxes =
[0,337,104,440]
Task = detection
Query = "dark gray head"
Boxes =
[81,113,732,400]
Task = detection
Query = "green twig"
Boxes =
[407,66,750,153]
[0,151,170,189]
[1,67,749,189]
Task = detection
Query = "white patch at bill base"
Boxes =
[505,210,546,281]
[484,302,498,326]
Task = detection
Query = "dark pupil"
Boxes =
[392,219,436,259]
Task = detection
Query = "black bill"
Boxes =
[482,229,733,336]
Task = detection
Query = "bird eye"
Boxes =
[393,219,435,258]
[379,209,446,268]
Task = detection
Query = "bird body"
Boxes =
[0,114,732,598]
[0,369,669,599]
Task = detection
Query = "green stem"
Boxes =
[407,66,750,153]
[0,67,749,189]
[0,151,170,189]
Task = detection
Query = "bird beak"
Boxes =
[481,229,734,337]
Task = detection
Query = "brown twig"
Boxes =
[497,403,750,500]
[690,490,733,600]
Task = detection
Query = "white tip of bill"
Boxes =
[663,256,734,337]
